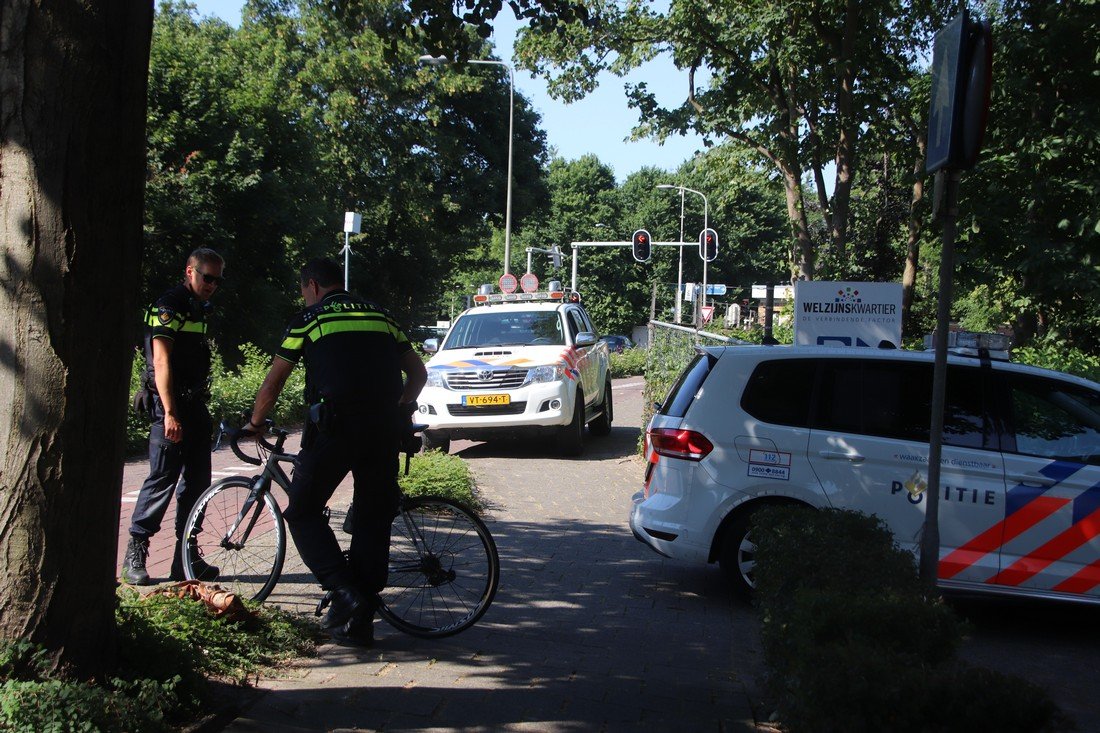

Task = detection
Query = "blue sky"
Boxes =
[188,1,707,182]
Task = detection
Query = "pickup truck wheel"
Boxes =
[421,430,450,455]
[588,379,613,436]
[557,392,585,456]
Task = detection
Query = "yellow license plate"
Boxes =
[463,394,510,407]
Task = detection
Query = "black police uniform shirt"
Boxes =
[275,290,412,410]
[143,283,213,397]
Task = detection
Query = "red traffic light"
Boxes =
[699,228,718,262]
[632,229,652,263]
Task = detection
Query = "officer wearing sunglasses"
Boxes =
[122,248,225,586]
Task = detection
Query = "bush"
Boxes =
[0,589,318,732]
[401,449,480,510]
[1014,341,1100,382]
[751,505,1067,733]
[609,347,646,378]
[126,343,308,454]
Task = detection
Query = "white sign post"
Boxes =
[794,281,903,348]
[342,212,362,291]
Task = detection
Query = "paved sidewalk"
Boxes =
[189,379,767,732]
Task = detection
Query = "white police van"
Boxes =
[630,334,1100,605]
[417,282,612,456]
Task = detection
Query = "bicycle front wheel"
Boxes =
[378,497,499,638]
[183,477,286,602]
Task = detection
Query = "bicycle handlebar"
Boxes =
[216,414,428,468]
[218,420,289,466]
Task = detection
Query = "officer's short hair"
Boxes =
[300,258,342,289]
[188,248,224,270]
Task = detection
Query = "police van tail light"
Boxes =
[647,428,713,461]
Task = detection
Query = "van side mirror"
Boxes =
[423,338,439,354]
[575,332,597,347]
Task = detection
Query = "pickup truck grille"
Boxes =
[445,368,529,390]
[448,401,527,416]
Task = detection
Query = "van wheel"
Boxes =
[557,391,585,456]
[719,508,759,600]
[588,379,613,436]
[422,430,450,454]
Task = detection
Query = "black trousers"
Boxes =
[282,417,400,595]
[130,396,212,541]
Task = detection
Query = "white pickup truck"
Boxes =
[416,285,612,456]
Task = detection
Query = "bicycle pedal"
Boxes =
[314,590,333,617]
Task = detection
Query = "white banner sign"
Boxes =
[794,281,903,348]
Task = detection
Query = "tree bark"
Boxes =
[901,134,928,333]
[0,0,153,676]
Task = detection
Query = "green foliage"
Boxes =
[1014,341,1100,383]
[116,587,316,685]
[400,450,480,510]
[0,588,318,731]
[126,343,307,454]
[750,505,1068,732]
[609,347,646,378]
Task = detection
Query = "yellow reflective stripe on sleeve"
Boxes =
[281,336,305,351]
[145,310,184,330]
[179,320,207,334]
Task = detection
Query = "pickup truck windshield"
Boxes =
[444,311,565,349]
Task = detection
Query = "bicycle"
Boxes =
[181,419,499,638]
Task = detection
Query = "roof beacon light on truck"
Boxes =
[472,280,569,306]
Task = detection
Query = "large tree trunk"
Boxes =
[0,0,153,676]
[781,165,815,281]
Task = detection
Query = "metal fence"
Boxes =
[638,321,745,451]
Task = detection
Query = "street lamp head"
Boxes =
[418,54,449,65]
[656,184,679,190]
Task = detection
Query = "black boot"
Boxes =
[170,539,220,581]
[330,610,375,648]
[121,536,152,586]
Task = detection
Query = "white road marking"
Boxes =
[613,381,644,390]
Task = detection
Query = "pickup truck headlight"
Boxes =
[529,365,565,383]
[426,370,447,388]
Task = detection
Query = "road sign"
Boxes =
[520,272,539,294]
[701,306,715,324]
[705,284,727,296]
[926,10,993,173]
[499,273,518,294]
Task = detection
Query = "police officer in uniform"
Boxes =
[246,257,426,645]
[122,248,224,585]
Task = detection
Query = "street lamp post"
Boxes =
[657,184,708,327]
[419,54,515,275]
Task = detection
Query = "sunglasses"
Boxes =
[197,270,224,286]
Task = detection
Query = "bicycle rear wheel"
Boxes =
[183,477,286,602]
[377,497,499,638]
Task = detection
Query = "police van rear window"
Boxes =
[659,353,715,418]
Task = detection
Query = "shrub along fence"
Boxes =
[640,321,742,452]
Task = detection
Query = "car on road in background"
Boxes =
[600,335,634,353]
[630,334,1100,606]
[417,283,612,457]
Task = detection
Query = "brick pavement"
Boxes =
[166,379,768,732]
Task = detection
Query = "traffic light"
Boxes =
[699,228,718,262]
[632,229,651,262]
